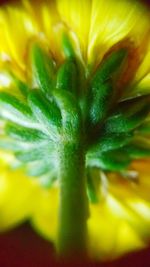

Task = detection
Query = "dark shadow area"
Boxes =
[0,223,150,267]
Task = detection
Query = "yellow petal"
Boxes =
[22,0,64,62]
[131,160,150,201]
[124,39,150,99]
[88,196,146,260]
[0,4,38,71]
[31,187,59,244]
[134,41,150,84]
[88,0,150,67]
[0,165,36,230]
[56,0,91,61]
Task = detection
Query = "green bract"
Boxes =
[56,59,78,93]
[31,43,55,95]
[0,42,149,191]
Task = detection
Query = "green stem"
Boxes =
[57,139,89,258]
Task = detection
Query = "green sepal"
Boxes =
[91,48,127,85]
[28,90,61,140]
[86,48,127,126]
[0,92,36,128]
[88,133,132,155]
[53,90,81,139]
[0,136,37,152]
[104,97,149,133]
[0,137,23,151]
[8,71,29,98]
[87,150,131,171]
[10,158,57,188]
[137,121,150,135]
[26,160,55,177]
[87,170,99,203]
[123,144,150,159]
[89,80,113,124]
[31,43,55,94]
[56,59,77,93]
[5,123,47,143]
[14,140,55,163]
[36,174,57,188]
[118,95,150,115]
[62,33,75,59]
[15,146,47,163]
[13,77,29,97]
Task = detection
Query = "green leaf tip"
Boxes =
[0,92,35,128]
[31,43,55,94]
[28,90,61,140]
[62,33,75,59]
[56,59,78,93]
[89,80,114,125]
[92,48,128,85]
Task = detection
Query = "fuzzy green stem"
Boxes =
[57,139,89,258]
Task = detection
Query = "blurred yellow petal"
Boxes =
[0,12,11,66]
[56,0,91,61]
[115,221,145,257]
[129,73,150,98]
[131,160,150,201]
[88,0,150,68]
[134,41,150,84]
[22,0,64,62]
[108,160,150,203]
[0,165,36,231]
[88,197,146,260]
[124,39,150,99]
[31,187,59,244]
[0,5,38,70]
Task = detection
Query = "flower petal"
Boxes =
[0,164,36,230]
[88,0,150,67]
[0,4,38,71]
[56,0,92,61]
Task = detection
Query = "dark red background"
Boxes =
[0,0,150,266]
[0,223,150,267]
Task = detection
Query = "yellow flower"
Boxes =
[0,0,150,261]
